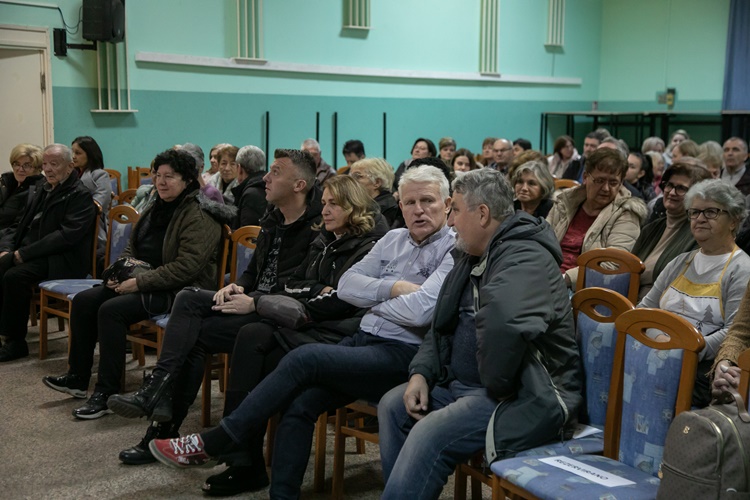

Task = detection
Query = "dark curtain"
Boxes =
[723,0,750,110]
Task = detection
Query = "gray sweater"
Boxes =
[638,248,750,360]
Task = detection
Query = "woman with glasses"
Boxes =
[631,159,712,299]
[638,179,750,407]
[547,148,648,289]
[349,157,399,226]
[1,144,44,233]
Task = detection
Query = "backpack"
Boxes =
[657,388,750,499]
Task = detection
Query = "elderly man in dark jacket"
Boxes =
[0,143,95,361]
[230,145,268,228]
[378,168,583,499]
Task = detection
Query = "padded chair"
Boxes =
[337,166,351,175]
[554,178,579,190]
[127,166,151,189]
[38,204,136,359]
[454,287,634,500]
[490,308,705,500]
[576,248,645,305]
[331,400,380,498]
[118,188,138,206]
[105,168,122,199]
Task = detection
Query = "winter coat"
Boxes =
[207,172,239,204]
[546,185,647,287]
[0,172,43,230]
[235,185,323,296]
[122,190,236,293]
[230,171,267,228]
[409,211,583,461]
[375,190,399,227]
[0,170,96,279]
[631,215,697,285]
[79,168,112,257]
[273,214,390,351]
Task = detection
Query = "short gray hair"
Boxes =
[641,136,665,153]
[301,138,320,151]
[452,168,514,221]
[685,179,746,230]
[398,165,450,201]
[352,157,395,193]
[180,143,204,171]
[511,161,555,200]
[600,137,629,160]
[44,143,72,163]
[236,145,266,175]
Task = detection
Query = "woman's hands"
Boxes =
[107,278,138,294]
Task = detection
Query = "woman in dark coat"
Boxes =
[202,174,389,496]
[0,143,44,232]
[42,148,233,419]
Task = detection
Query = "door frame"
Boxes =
[0,24,54,146]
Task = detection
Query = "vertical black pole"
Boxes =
[265,111,270,170]
[333,112,338,171]
[383,112,387,159]
[315,112,320,142]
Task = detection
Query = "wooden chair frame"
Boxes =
[554,178,579,190]
[104,168,122,197]
[127,166,151,189]
[331,401,380,498]
[118,188,138,206]
[576,248,645,305]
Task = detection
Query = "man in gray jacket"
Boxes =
[378,168,583,499]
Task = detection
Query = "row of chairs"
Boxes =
[104,166,150,199]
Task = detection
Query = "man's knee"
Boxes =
[378,383,408,422]
[3,264,41,288]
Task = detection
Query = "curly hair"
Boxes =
[318,175,375,236]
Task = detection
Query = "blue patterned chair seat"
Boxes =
[153,314,170,328]
[491,454,660,500]
[514,433,604,458]
[39,279,102,300]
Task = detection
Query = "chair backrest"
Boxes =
[605,308,705,476]
[576,248,645,305]
[230,225,261,283]
[572,287,634,428]
[127,166,152,189]
[105,205,140,267]
[554,178,579,190]
[91,200,103,278]
[104,168,121,196]
[337,166,351,175]
[118,188,138,205]
[738,348,750,405]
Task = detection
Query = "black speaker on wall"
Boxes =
[82,0,125,43]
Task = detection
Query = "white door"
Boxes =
[0,26,53,174]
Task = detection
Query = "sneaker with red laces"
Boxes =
[148,434,218,469]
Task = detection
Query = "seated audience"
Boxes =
[438,137,456,167]
[42,148,230,418]
[547,148,647,290]
[699,140,724,179]
[506,149,547,181]
[207,144,240,204]
[349,157,398,226]
[547,135,579,178]
[641,136,666,154]
[451,148,478,174]
[342,139,365,168]
[393,137,437,190]
[562,130,607,182]
[721,137,750,195]
[203,143,229,183]
[230,145,267,228]
[512,137,532,156]
[1,144,44,233]
[646,150,666,195]
[474,137,497,167]
[179,143,223,205]
[625,152,656,201]
[301,138,336,184]
[512,160,555,218]
[672,139,700,161]
[146,166,455,500]
[201,175,389,495]
[639,179,750,407]
[379,168,581,499]
[488,138,513,174]
[712,283,750,398]
[665,129,690,166]
[107,149,321,463]
[632,159,712,299]
[0,144,95,362]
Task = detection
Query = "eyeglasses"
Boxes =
[589,176,621,188]
[11,161,34,171]
[660,181,689,196]
[686,208,729,220]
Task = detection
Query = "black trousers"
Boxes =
[0,254,49,342]
[68,285,172,395]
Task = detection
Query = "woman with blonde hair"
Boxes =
[2,144,44,232]
[349,157,399,225]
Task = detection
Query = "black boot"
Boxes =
[202,464,269,496]
[119,421,178,465]
[107,370,173,420]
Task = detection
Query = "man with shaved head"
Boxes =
[488,138,513,174]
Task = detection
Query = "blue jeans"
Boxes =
[379,380,498,500]
[217,330,418,499]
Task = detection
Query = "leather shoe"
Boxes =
[119,422,178,465]
[43,373,88,399]
[202,465,269,496]
[73,392,114,420]
[107,370,172,421]
[0,340,28,362]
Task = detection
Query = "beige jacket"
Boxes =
[546,185,647,288]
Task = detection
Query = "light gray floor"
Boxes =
[0,323,484,499]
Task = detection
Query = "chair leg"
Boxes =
[201,355,212,427]
[29,301,37,327]
[38,293,49,360]
[490,473,503,500]
[331,407,347,500]
[313,412,328,493]
[355,416,366,454]
[454,464,468,500]
[265,414,278,467]
[57,316,65,331]
[470,475,483,500]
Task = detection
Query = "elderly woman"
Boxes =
[207,144,240,204]
[196,175,390,495]
[349,157,398,226]
[72,136,111,269]
[451,148,478,174]
[392,137,437,191]
[641,136,666,154]
[512,160,555,218]
[1,144,44,232]
[0,144,95,362]
[547,148,647,289]
[631,159,712,300]
[639,179,750,407]
[203,143,229,182]
[547,135,579,178]
[672,139,701,161]
[43,148,232,419]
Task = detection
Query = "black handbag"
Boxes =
[101,257,152,284]
[255,294,310,329]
